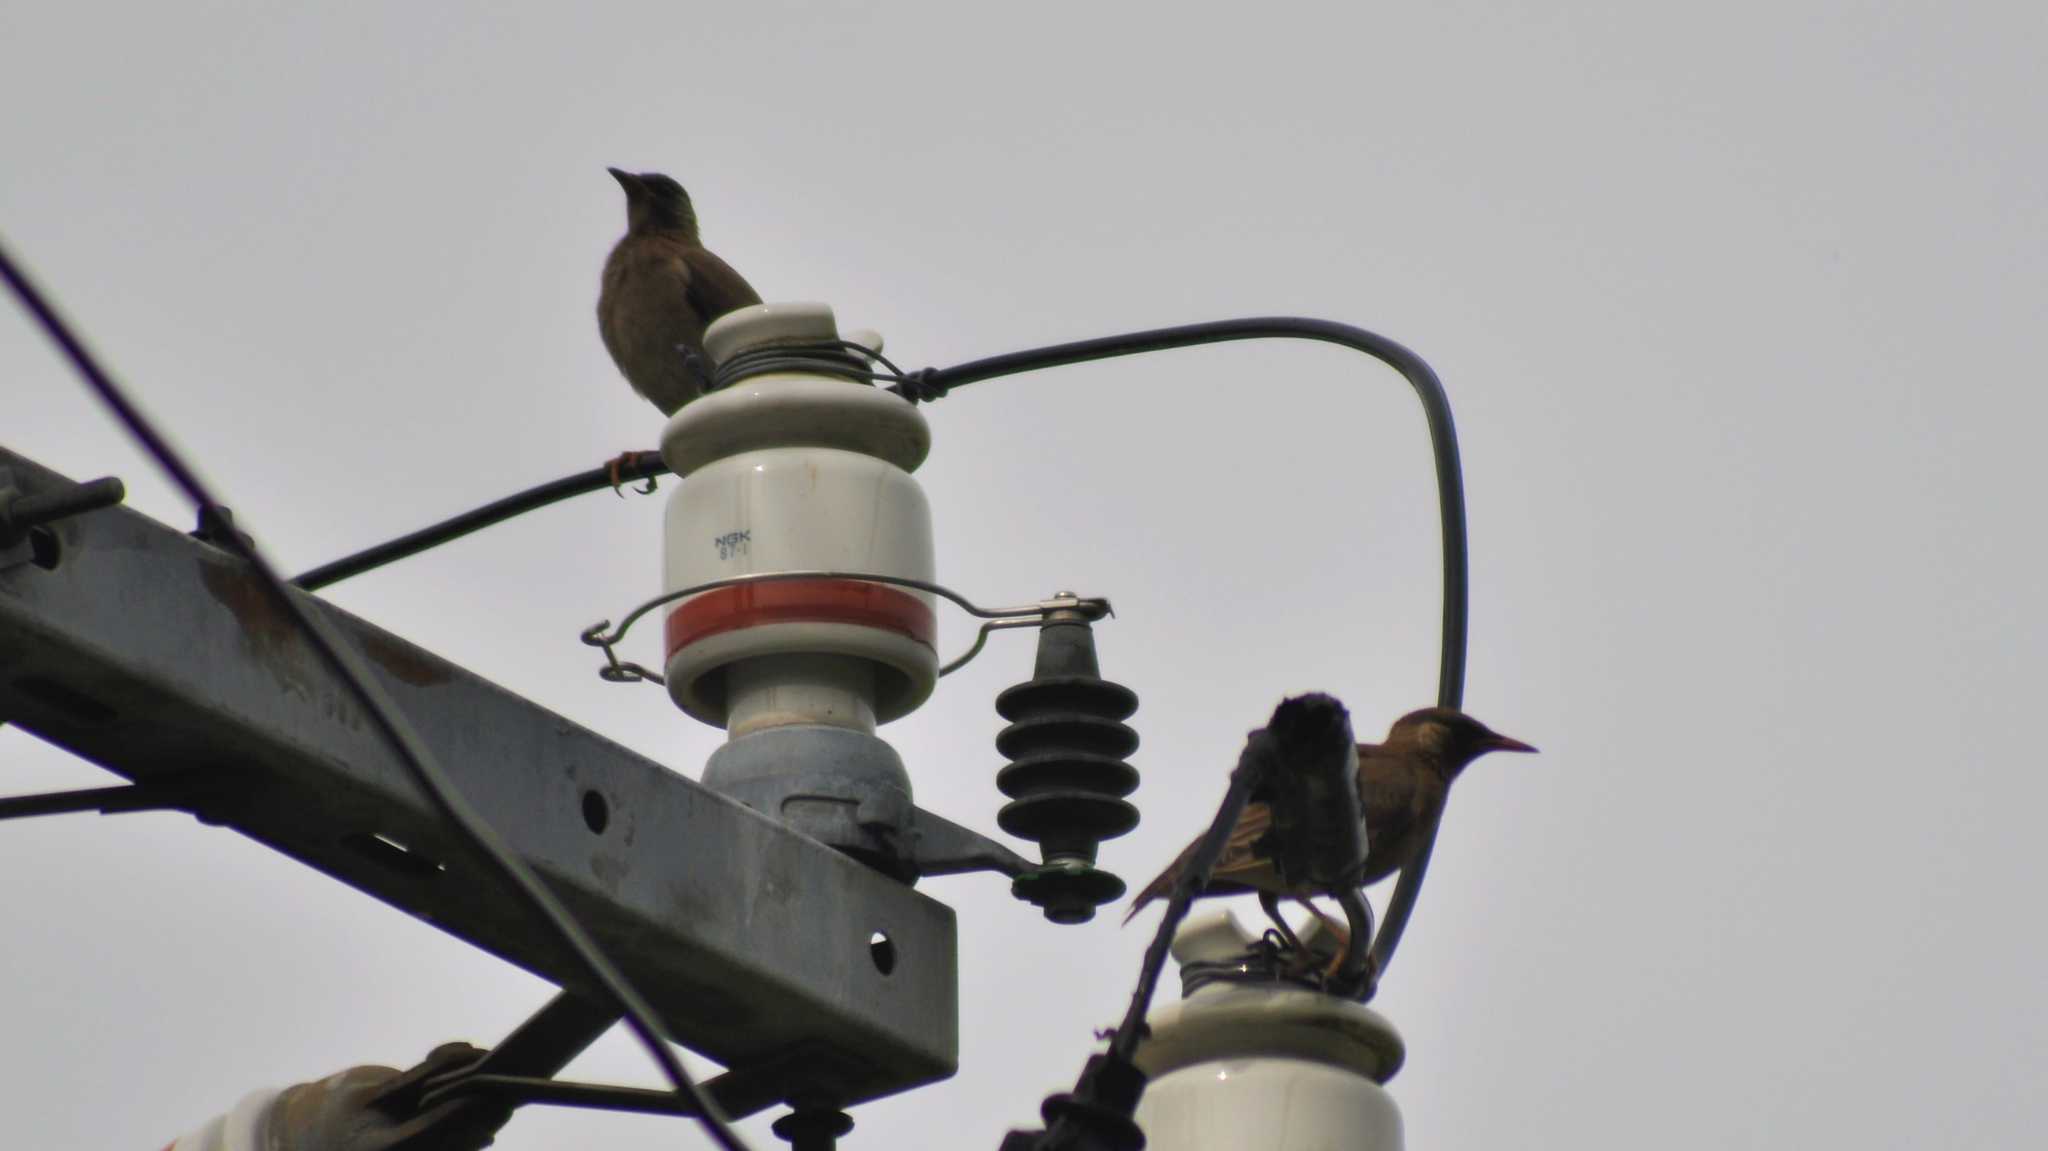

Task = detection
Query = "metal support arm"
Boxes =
[0,445,957,1111]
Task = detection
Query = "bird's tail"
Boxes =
[1121,845,1193,925]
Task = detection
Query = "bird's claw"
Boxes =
[606,452,658,497]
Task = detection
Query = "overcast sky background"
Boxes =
[4,3,2045,1148]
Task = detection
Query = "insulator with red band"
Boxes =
[663,303,935,873]
[659,304,938,734]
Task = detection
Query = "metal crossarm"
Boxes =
[0,444,957,1110]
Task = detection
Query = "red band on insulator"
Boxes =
[665,578,937,659]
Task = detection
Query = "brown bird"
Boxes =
[1124,707,1537,931]
[597,168,763,416]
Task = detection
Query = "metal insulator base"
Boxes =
[702,724,914,880]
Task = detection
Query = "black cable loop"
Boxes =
[0,238,754,1151]
[901,318,1468,985]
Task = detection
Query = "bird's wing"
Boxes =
[1122,802,1277,923]
[598,242,698,355]
[598,236,712,411]
[1355,747,1443,886]
[682,244,763,324]
[1210,801,1275,882]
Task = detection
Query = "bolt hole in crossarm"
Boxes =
[869,931,896,975]
[582,789,610,834]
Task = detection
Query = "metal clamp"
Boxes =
[580,571,1112,686]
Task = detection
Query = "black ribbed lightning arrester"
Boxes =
[997,598,1140,924]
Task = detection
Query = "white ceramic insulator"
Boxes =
[724,653,879,738]
[1140,1059,1403,1150]
[660,303,938,730]
[1135,911,1407,1151]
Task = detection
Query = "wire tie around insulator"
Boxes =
[579,572,1112,686]
[705,338,921,395]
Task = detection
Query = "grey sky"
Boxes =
[5,2,2044,1147]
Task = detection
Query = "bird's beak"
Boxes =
[1485,732,1538,754]
[607,167,642,195]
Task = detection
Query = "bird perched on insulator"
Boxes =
[597,168,762,417]
[1124,707,1536,935]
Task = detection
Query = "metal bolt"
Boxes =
[0,476,125,545]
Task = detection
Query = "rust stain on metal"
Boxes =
[194,553,449,734]
[195,553,449,687]
[198,553,325,711]
[197,552,298,660]
[359,630,453,686]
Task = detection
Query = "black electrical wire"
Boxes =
[903,318,1468,982]
[0,238,752,1151]
[908,318,1466,708]
[292,452,667,591]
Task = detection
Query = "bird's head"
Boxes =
[608,168,699,239]
[1387,706,1537,779]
